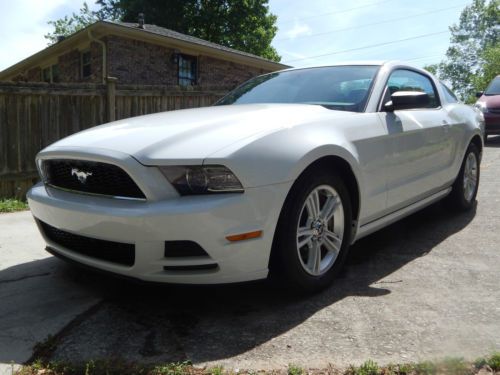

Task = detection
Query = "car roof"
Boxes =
[278,61,423,73]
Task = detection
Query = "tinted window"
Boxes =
[216,65,380,112]
[441,82,458,103]
[485,76,500,95]
[382,69,439,108]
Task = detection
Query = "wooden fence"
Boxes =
[0,79,229,199]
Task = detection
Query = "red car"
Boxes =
[475,75,500,140]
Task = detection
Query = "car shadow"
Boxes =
[0,201,477,365]
[485,135,500,148]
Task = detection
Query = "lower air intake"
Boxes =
[39,220,135,267]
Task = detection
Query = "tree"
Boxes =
[47,0,281,61]
[473,45,500,92]
[423,64,438,76]
[44,2,117,44]
[105,0,280,61]
[434,0,499,102]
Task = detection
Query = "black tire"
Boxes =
[270,168,352,293]
[445,143,480,211]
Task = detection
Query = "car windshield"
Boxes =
[216,65,380,112]
[485,76,500,95]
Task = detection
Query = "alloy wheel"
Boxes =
[463,151,478,202]
[296,185,345,276]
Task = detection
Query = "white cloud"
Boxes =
[0,0,97,71]
[285,22,312,40]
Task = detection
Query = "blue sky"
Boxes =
[270,0,467,67]
[0,0,468,72]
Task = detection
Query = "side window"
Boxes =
[382,69,439,109]
[440,82,459,103]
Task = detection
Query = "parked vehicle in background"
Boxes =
[28,62,484,293]
[475,75,500,140]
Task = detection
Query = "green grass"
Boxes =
[15,353,500,375]
[207,366,224,375]
[287,364,304,375]
[397,363,415,375]
[486,352,500,371]
[152,361,192,375]
[439,357,471,375]
[0,198,29,213]
[475,352,500,372]
[413,360,437,375]
[349,360,380,375]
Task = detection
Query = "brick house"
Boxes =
[0,20,287,87]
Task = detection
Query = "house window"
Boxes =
[178,54,197,86]
[51,64,60,83]
[42,67,51,83]
[41,64,60,83]
[81,50,91,78]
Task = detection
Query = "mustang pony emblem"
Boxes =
[71,168,93,184]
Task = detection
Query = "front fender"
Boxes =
[204,124,362,189]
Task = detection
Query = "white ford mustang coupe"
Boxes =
[28,62,484,292]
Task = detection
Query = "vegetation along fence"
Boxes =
[0,78,229,199]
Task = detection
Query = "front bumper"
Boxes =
[28,179,291,284]
[484,111,500,135]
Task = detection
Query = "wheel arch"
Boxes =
[300,156,361,226]
[279,151,362,234]
[450,132,483,188]
[470,134,483,159]
[268,153,362,276]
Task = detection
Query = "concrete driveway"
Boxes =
[1,139,500,371]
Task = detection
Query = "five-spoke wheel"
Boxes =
[296,185,344,276]
[271,169,352,293]
[445,142,480,211]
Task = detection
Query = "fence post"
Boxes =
[106,76,118,122]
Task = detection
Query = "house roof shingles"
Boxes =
[112,21,277,64]
[0,20,287,80]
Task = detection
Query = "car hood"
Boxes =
[478,94,500,109]
[47,103,355,165]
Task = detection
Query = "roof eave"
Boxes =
[98,21,289,71]
[0,21,289,80]
[0,22,102,80]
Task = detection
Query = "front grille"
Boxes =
[39,220,135,266]
[43,159,146,199]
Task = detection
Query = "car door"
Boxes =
[377,69,453,213]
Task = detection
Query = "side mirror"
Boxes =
[384,91,430,112]
[476,91,484,98]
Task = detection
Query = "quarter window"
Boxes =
[382,69,439,109]
[178,54,197,86]
[440,82,458,103]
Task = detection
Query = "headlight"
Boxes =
[159,165,244,195]
[474,102,488,113]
